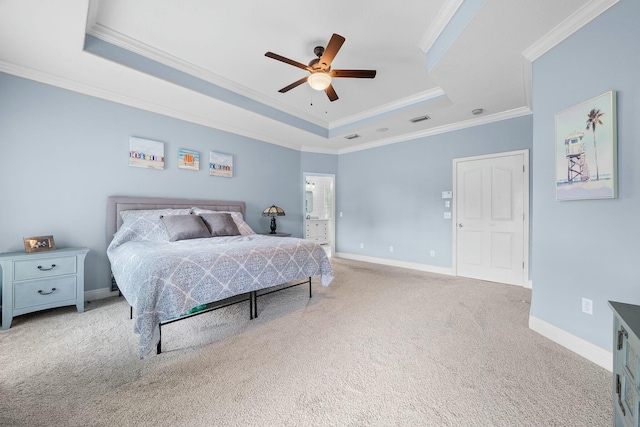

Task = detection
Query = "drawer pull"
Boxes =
[38,288,57,295]
[37,264,57,271]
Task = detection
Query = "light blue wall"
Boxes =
[301,152,338,176]
[336,115,533,266]
[0,73,303,292]
[531,0,640,349]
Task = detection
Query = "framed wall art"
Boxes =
[555,91,617,201]
[209,151,233,178]
[178,149,199,171]
[129,137,165,170]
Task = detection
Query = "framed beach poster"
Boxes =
[555,91,617,201]
[129,137,165,170]
[209,151,233,178]
[178,149,199,171]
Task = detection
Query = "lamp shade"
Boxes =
[307,72,332,91]
[262,205,285,217]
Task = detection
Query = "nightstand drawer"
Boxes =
[14,256,76,281]
[13,276,77,310]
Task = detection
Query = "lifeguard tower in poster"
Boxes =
[564,131,589,183]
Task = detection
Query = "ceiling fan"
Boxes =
[265,33,376,102]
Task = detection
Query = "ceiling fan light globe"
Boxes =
[308,73,332,90]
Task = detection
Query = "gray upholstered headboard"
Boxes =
[106,196,246,244]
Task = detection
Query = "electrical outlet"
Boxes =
[445,201,450,208]
[444,212,451,219]
[582,298,593,315]
[430,250,435,257]
[360,243,364,249]
[389,246,394,252]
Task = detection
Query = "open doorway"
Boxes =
[303,173,335,257]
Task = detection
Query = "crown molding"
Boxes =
[328,87,446,130]
[300,145,340,155]
[85,0,99,30]
[85,22,329,129]
[87,12,451,134]
[418,0,465,53]
[0,59,532,157]
[338,106,532,154]
[521,56,532,110]
[0,60,302,152]
[519,0,618,113]
[523,0,619,62]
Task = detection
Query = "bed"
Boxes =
[106,196,333,357]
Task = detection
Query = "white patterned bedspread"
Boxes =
[108,234,333,357]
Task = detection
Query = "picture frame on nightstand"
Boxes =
[23,235,55,253]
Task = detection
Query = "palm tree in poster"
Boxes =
[586,108,604,181]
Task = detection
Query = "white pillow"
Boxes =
[191,207,255,235]
[120,208,192,241]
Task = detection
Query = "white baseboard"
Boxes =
[525,280,532,289]
[85,288,120,302]
[529,315,612,372]
[334,252,454,276]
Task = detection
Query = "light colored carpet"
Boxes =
[0,259,611,426]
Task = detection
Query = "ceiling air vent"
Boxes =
[344,134,360,140]
[409,115,431,123]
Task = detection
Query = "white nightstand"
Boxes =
[305,219,329,244]
[0,247,89,329]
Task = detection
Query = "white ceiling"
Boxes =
[0,0,616,153]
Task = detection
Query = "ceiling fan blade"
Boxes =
[278,76,309,93]
[265,52,312,71]
[325,84,339,102]
[330,69,377,78]
[319,33,345,69]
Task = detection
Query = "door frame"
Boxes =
[302,172,336,257]
[451,149,530,287]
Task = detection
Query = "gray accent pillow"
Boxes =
[191,208,256,235]
[198,213,241,237]
[160,214,211,242]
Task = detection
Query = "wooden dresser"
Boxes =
[609,301,640,427]
[1,247,89,329]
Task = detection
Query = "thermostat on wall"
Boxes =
[442,191,452,199]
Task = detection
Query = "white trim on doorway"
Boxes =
[451,149,530,287]
[303,172,336,257]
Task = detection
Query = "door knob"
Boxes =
[458,223,463,227]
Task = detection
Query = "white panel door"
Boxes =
[455,153,525,286]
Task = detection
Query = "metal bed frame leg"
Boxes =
[252,291,258,319]
[157,323,162,355]
[130,306,133,320]
[249,291,254,320]
[309,277,312,298]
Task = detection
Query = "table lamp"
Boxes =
[262,205,285,234]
